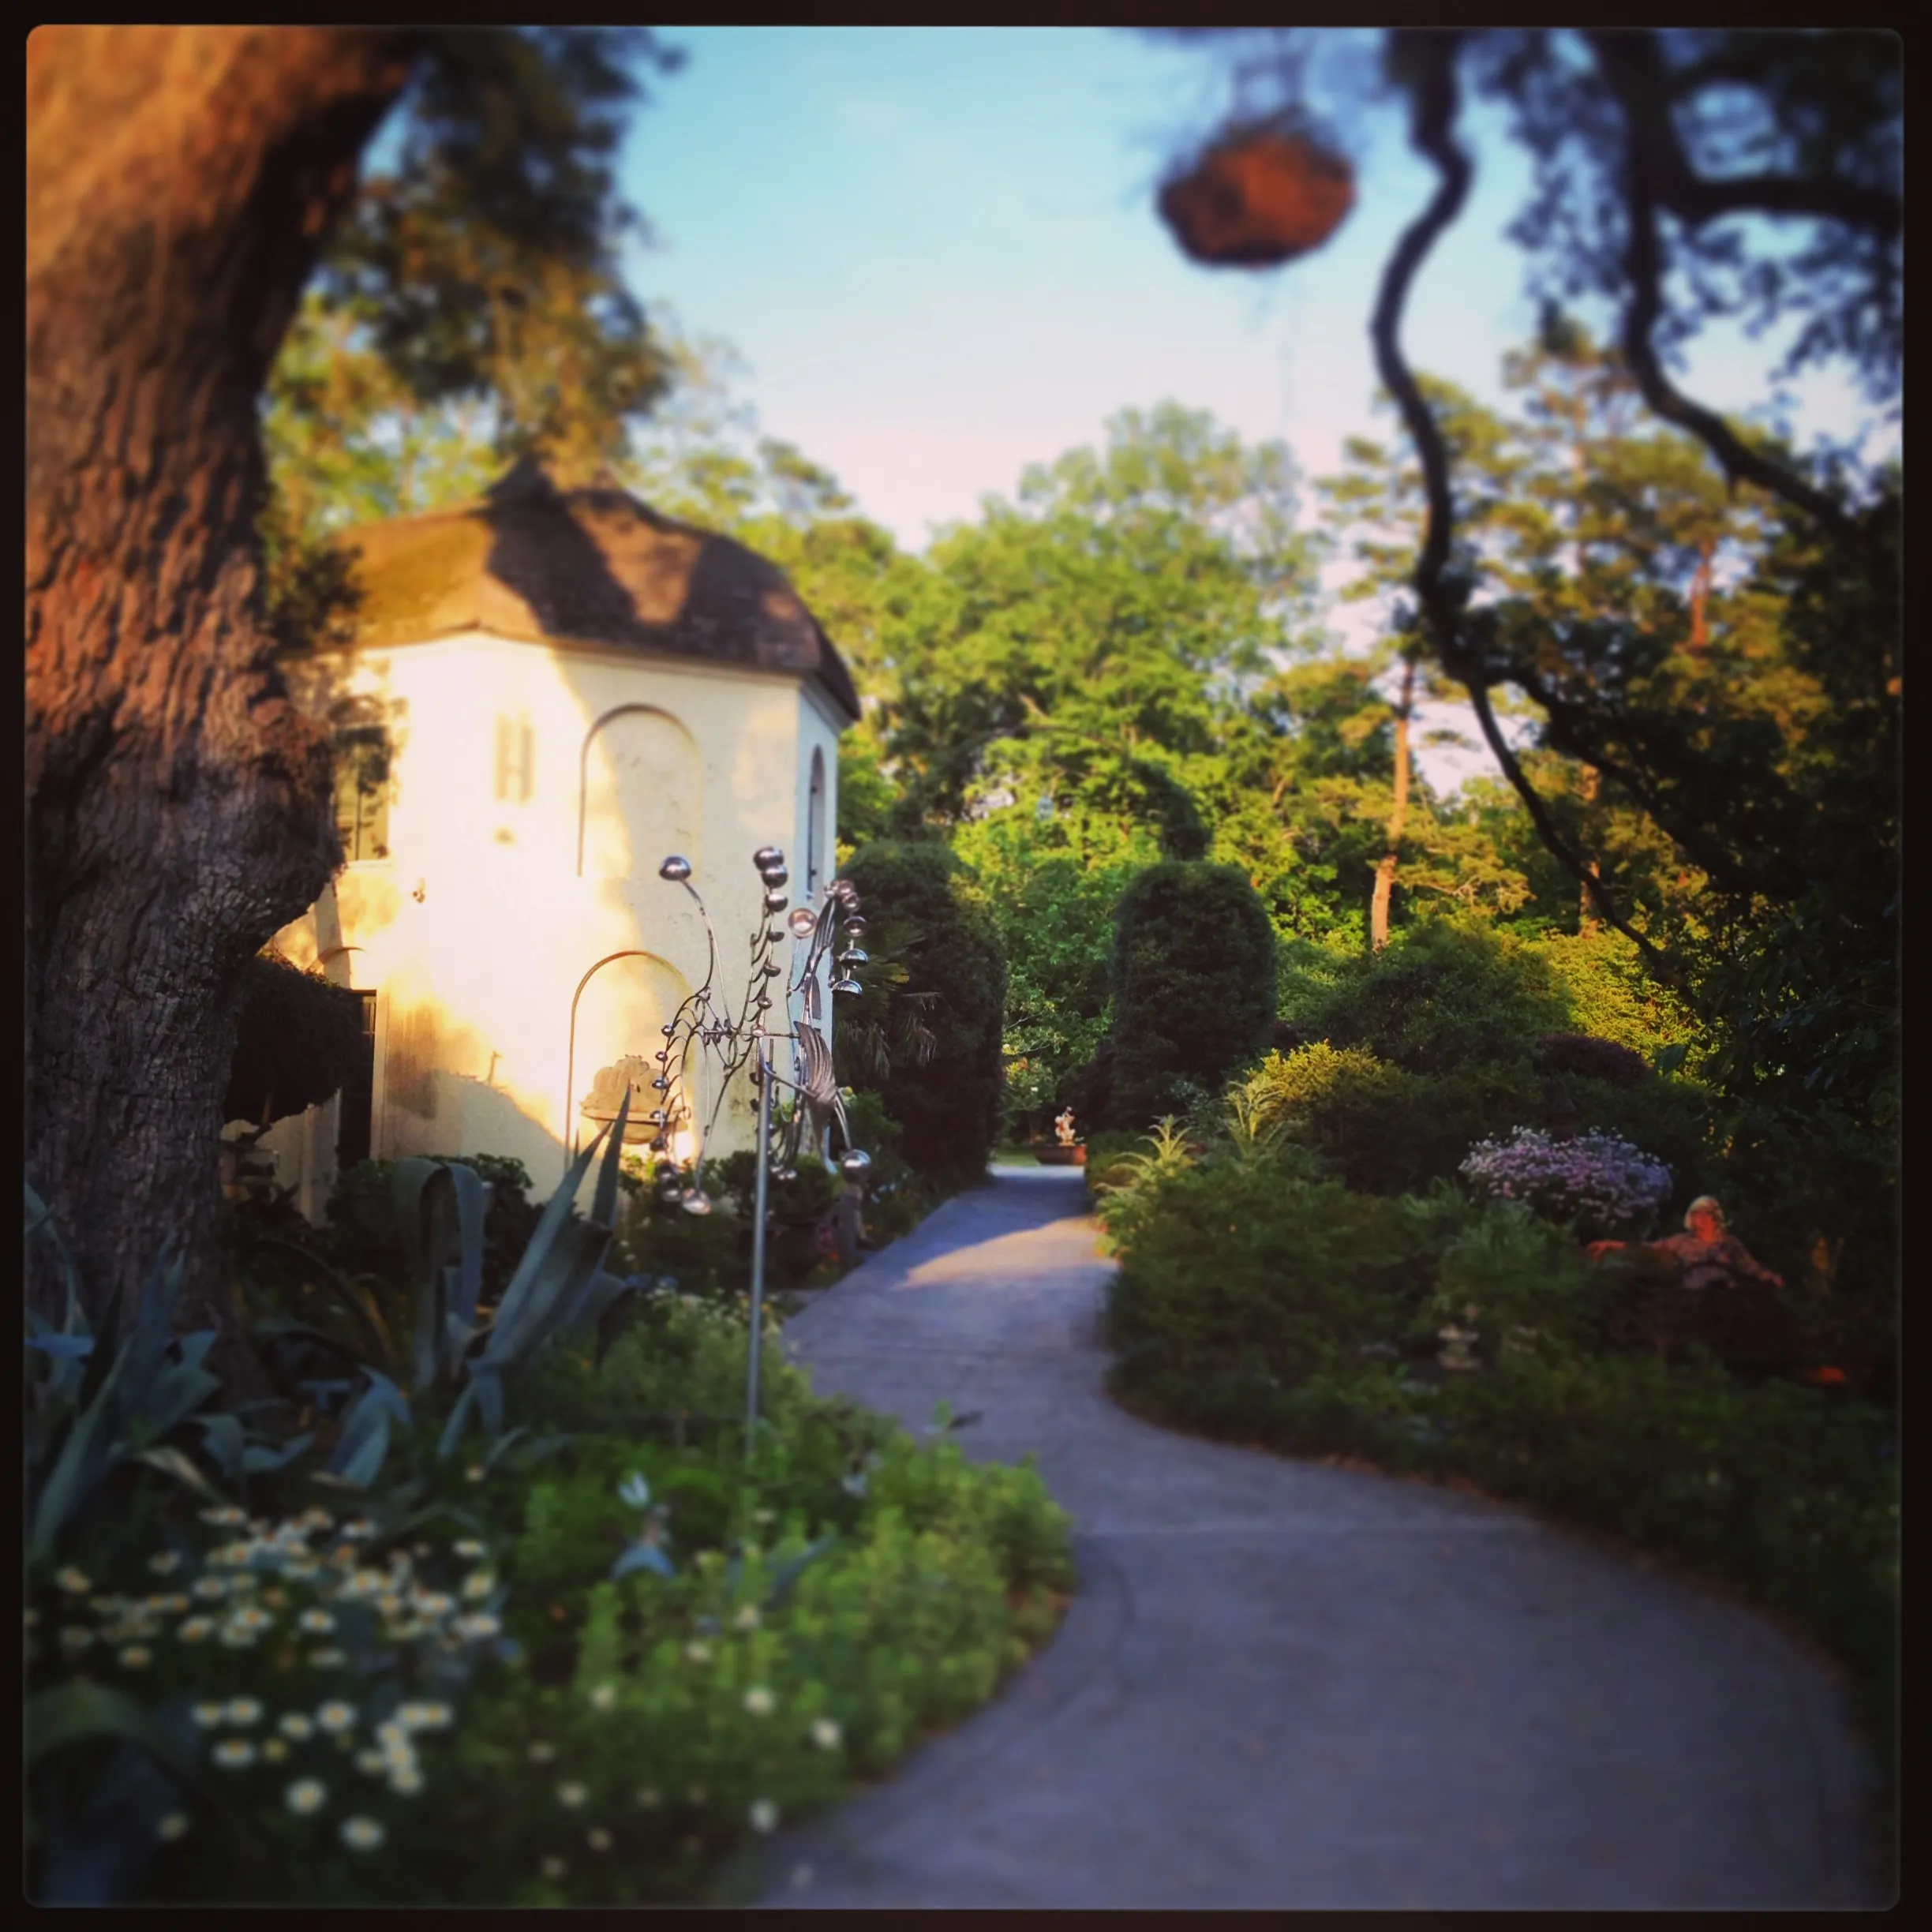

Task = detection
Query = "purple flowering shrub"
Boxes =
[1459,1126,1672,1241]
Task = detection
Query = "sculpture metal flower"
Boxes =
[652,847,871,1451]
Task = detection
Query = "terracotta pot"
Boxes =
[1031,1141,1087,1167]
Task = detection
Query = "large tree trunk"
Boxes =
[26,28,419,1375]
[1368,654,1416,952]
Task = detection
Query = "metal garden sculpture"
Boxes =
[651,845,871,1451]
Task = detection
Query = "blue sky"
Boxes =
[608,28,1886,786]
[617,28,1881,541]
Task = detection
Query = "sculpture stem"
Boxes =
[746,1030,773,1462]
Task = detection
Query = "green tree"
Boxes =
[878,402,1317,833]
[1156,30,1898,1041]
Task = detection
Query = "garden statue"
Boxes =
[652,846,871,1454]
[1054,1106,1078,1148]
[1587,1196,1785,1292]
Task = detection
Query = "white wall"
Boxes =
[263,630,848,1211]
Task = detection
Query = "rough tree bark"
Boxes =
[1368,653,1415,953]
[26,28,421,1375]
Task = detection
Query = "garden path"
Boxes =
[751,1166,1878,1908]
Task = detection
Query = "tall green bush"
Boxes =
[1106,860,1276,1129]
[1312,919,1568,1076]
[834,841,1007,1187]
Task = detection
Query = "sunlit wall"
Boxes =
[258,628,844,1216]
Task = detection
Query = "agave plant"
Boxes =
[432,1090,657,1459]
[23,1185,309,1563]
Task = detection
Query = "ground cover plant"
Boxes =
[25,1136,1074,1907]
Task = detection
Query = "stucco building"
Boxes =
[256,458,859,1217]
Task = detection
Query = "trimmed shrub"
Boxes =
[1107,860,1276,1129]
[1537,1032,1652,1088]
[1314,919,1569,1076]
[835,841,1007,1187]
[1240,1045,1544,1196]
[1105,1153,1433,1385]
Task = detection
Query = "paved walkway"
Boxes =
[752,1166,1878,1909]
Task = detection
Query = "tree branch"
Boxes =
[1586,31,1870,544]
[1370,32,1685,987]
[1501,658,1806,903]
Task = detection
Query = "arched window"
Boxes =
[807,747,827,895]
[578,706,702,880]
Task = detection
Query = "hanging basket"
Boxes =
[1158,127,1356,268]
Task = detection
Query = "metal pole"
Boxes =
[745,1029,773,1461]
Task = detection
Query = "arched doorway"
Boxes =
[564,949,694,1178]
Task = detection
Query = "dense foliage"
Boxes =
[1104,861,1278,1130]
[26,1167,1072,1908]
[832,843,1007,1187]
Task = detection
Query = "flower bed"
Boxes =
[26,1222,1073,1905]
